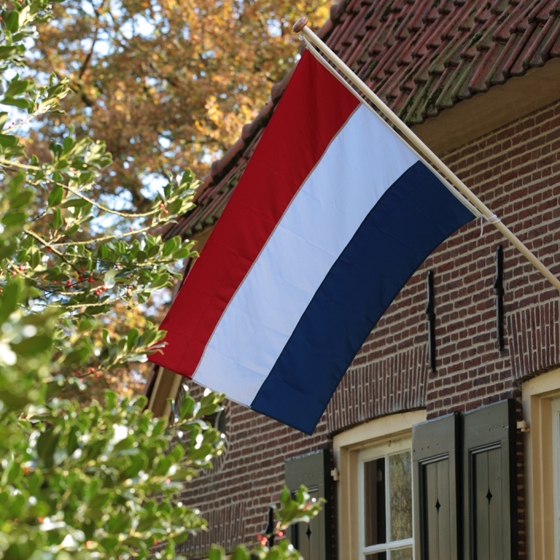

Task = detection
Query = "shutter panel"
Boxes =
[412,413,460,560]
[463,399,517,560]
[284,449,332,560]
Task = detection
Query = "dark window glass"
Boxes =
[364,458,386,547]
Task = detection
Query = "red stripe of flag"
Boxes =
[150,50,359,378]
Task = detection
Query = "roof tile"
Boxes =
[171,0,560,238]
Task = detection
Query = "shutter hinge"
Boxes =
[330,468,340,481]
[517,420,530,433]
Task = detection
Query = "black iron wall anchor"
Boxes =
[264,506,275,547]
[425,270,436,372]
[494,245,505,351]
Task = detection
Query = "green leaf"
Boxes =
[180,396,195,421]
[2,211,26,226]
[126,328,139,349]
[9,171,25,189]
[231,546,249,560]
[48,185,64,207]
[10,189,34,209]
[60,197,90,208]
[5,78,34,98]
[64,223,80,236]
[149,273,169,290]
[36,428,60,468]
[108,513,131,534]
[12,335,52,355]
[4,11,19,33]
[1,96,33,110]
[0,46,19,60]
[18,5,30,27]
[0,282,20,326]
[209,545,225,560]
[52,208,62,230]
[162,237,179,257]
[0,134,18,147]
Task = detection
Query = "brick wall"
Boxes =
[175,98,560,558]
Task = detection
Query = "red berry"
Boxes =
[66,280,72,287]
[159,203,164,208]
[95,373,99,378]
[126,276,130,279]
[78,276,84,281]
[19,266,23,271]
[47,248,52,252]
[81,267,85,272]
[0,289,3,293]
[164,209,169,214]
[90,368,94,373]
[277,531,284,537]
[37,517,43,523]
[260,538,267,546]
[11,271,16,276]
[88,278,93,283]
[116,264,120,269]
[129,226,134,231]
[79,378,83,382]
[165,478,171,484]
[53,280,57,284]
[86,541,93,548]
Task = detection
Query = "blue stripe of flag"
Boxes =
[251,161,473,434]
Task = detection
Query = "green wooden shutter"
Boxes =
[462,400,518,560]
[412,413,460,560]
[284,450,332,560]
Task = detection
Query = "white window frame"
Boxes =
[333,410,426,560]
[521,366,560,560]
[552,397,560,560]
[358,439,414,559]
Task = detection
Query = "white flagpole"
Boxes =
[293,17,560,293]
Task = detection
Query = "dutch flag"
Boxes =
[149,49,475,435]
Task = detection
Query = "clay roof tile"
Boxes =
[170,0,560,239]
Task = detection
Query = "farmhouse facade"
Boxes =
[146,1,560,558]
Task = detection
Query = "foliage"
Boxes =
[28,0,331,208]
[0,0,198,396]
[1,376,226,559]
[0,1,324,559]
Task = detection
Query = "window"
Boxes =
[358,440,413,560]
[522,367,560,560]
[552,397,560,560]
[333,410,426,560]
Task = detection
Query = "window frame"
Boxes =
[333,410,426,560]
[521,366,560,560]
[552,397,560,560]
[357,439,414,559]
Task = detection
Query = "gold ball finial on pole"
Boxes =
[292,17,308,34]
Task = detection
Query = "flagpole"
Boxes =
[292,17,560,293]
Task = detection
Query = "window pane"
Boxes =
[365,553,387,560]
[389,451,412,541]
[364,458,386,546]
[390,547,413,560]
